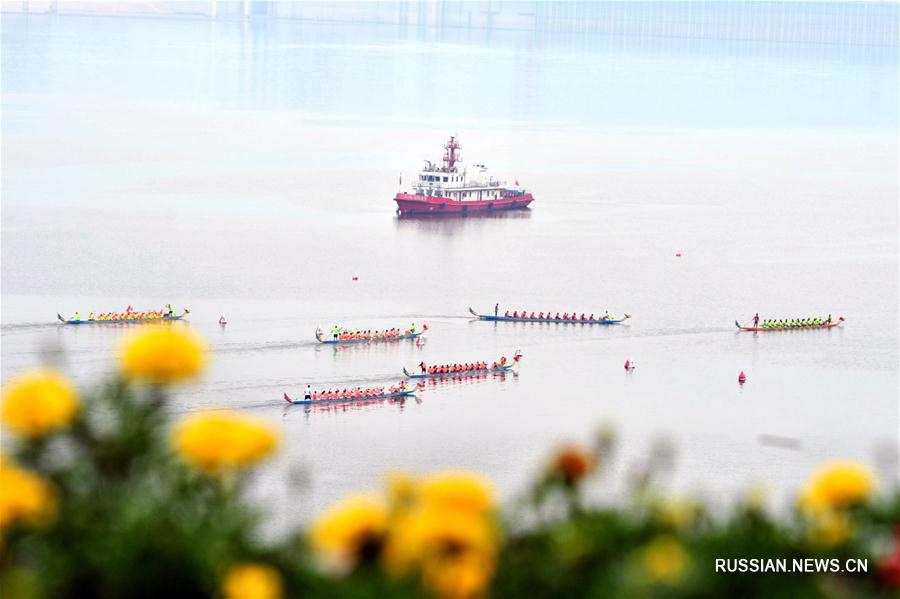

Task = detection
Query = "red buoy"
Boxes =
[738,371,747,383]
[675,252,682,257]
[352,276,358,281]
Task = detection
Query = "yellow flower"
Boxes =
[419,470,495,515]
[173,410,277,474]
[223,563,282,599]
[384,507,496,576]
[421,550,495,599]
[642,536,688,584]
[1,369,79,438]
[310,494,388,572]
[119,328,206,384]
[653,498,702,531]
[0,460,57,528]
[807,510,852,547]
[801,460,875,513]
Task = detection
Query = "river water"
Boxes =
[2,13,898,524]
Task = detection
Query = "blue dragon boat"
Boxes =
[315,326,426,344]
[469,307,629,324]
[283,389,415,405]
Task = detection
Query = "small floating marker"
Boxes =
[738,371,747,384]
[675,252,682,257]
[352,276,359,281]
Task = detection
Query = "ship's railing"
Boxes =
[414,180,506,190]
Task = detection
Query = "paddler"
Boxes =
[89,312,95,321]
[73,311,81,322]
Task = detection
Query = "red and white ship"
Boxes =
[394,136,535,215]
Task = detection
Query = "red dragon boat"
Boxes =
[394,136,534,216]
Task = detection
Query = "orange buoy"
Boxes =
[738,371,747,383]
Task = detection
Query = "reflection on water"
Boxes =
[284,396,412,418]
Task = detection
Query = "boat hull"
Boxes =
[394,193,534,215]
[285,390,414,405]
[317,331,424,344]
[403,364,515,379]
[469,308,629,325]
[735,318,844,332]
[57,311,189,325]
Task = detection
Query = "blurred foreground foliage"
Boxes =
[1,328,899,598]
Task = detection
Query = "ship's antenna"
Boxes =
[444,135,461,172]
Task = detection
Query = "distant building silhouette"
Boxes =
[4,1,897,46]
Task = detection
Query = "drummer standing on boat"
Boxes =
[304,385,312,401]
[494,303,499,316]
[331,325,341,340]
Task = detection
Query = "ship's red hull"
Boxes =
[394,192,534,215]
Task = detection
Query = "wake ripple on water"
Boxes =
[0,322,60,334]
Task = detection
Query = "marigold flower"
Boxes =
[119,328,206,384]
[653,498,701,531]
[0,460,57,528]
[384,507,496,576]
[807,510,852,547]
[551,445,595,486]
[173,410,277,474]
[1,369,79,438]
[801,460,875,513]
[310,494,388,572]
[419,470,495,515]
[421,550,495,599]
[642,536,688,584]
[223,563,282,599]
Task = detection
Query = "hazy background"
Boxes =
[2,1,897,526]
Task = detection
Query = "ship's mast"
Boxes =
[442,136,461,172]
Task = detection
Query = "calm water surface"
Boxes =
[2,14,898,525]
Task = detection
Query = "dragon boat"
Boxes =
[57,310,190,325]
[469,307,629,324]
[283,389,415,405]
[735,317,844,332]
[403,361,518,379]
[315,325,427,344]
